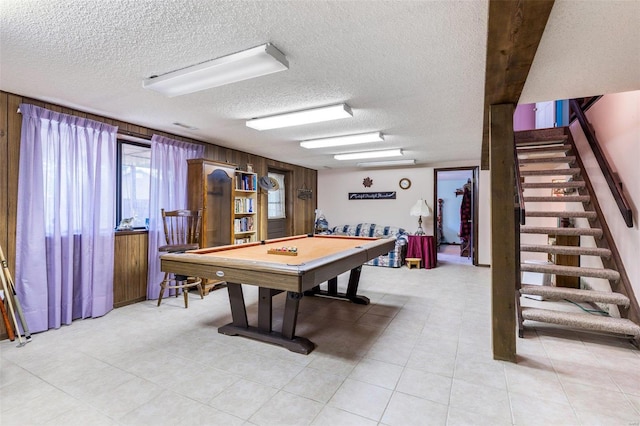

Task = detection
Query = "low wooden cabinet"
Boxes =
[113,230,148,308]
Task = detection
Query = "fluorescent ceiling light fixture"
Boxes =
[142,43,288,97]
[334,149,403,161]
[246,104,352,130]
[173,122,198,130]
[300,132,383,149]
[357,159,416,167]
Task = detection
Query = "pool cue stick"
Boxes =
[0,290,15,341]
[0,244,31,343]
[0,264,23,346]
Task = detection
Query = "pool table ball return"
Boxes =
[160,234,395,354]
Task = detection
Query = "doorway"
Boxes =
[433,167,479,265]
[266,169,293,239]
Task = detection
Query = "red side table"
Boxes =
[406,235,436,269]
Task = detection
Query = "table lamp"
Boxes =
[410,199,431,235]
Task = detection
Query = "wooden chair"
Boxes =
[157,208,204,308]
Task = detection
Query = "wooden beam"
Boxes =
[490,103,517,362]
[481,0,555,169]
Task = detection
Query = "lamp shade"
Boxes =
[410,199,431,217]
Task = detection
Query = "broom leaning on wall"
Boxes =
[0,244,31,347]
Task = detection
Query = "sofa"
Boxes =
[328,223,408,268]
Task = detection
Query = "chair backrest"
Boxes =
[161,209,202,246]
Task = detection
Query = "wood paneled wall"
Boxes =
[0,90,317,338]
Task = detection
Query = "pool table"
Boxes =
[160,234,395,354]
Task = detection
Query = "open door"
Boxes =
[433,167,479,265]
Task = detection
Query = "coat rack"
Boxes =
[437,198,445,247]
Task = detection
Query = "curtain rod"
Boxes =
[16,108,152,146]
[16,108,159,146]
[118,132,152,145]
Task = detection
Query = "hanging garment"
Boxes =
[459,184,472,257]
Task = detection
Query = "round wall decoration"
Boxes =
[399,178,411,190]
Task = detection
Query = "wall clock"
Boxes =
[399,178,411,190]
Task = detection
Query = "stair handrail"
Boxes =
[513,141,524,338]
[514,144,526,225]
[569,99,633,227]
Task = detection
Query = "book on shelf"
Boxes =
[233,216,255,233]
[236,172,257,191]
[234,237,253,244]
[234,197,254,213]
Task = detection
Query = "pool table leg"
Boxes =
[346,265,369,305]
[218,284,315,354]
[304,266,370,305]
[282,291,302,339]
[258,287,278,332]
[226,282,248,327]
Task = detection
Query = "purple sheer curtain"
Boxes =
[146,135,204,300]
[16,104,118,333]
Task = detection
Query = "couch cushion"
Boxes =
[330,223,406,238]
[372,225,405,238]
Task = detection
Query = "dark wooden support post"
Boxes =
[490,103,517,362]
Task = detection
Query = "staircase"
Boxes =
[515,128,640,345]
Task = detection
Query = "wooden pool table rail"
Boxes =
[160,236,394,294]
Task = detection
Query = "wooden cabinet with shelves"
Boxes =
[187,159,236,248]
[233,171,258,244]
[187,159,260,248]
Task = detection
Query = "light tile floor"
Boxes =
[1,260,639,425]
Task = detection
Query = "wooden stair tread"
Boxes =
[521,307,640,337]
[525,211,597,219]
[515,136,568,146]
[520,168,581,176]
[520,263,620,281]
[521,244,611,258]
[522,181,585,189]
[520,284,629,306]
[520,226,602,237]
[523,196,591,203]
[519,156,576,164]
[517,144,572,154]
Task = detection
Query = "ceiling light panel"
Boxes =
[143,43,288,97]
[334,149,403,161]
[300,132,384,149]
[357,159,416,167]
[246,104,352,130]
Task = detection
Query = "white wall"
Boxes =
[317,161,492,264]
[317,167,434,234]
[570,90,640,299]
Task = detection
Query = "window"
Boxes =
[116,140,151,228]
[267,172,286,219]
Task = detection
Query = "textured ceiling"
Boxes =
[1,1,638,170]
